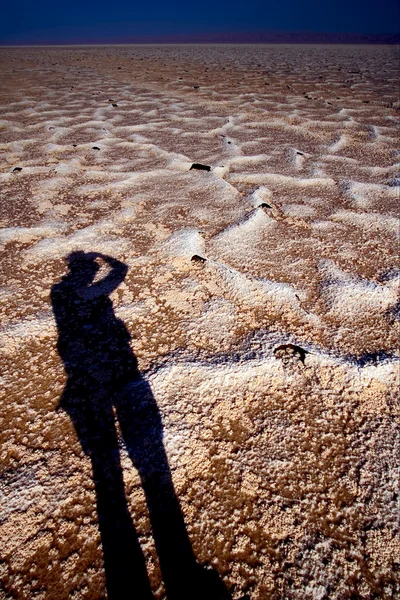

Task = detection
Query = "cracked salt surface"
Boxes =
[0,44,399,600]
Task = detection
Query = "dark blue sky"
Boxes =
[1,0,399,44]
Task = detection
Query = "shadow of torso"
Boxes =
[53,273,161,456]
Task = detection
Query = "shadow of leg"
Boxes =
[137,446,232,600]
[116,379,232,600]
[63,387,154,600]
[91,447,154,600]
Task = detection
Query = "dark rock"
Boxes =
[194,86,199,89]
[258,202,272,209]
[92,146,100,151]
[296,151,304,156]
[112,103,118,107]
[274,344,308,365]
[191,255,206,264]
[12,167,22,172]
[190,163,211,172]
[72,144,77,147]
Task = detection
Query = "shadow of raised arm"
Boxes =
[77,252,128,299]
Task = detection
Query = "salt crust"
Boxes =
[1,44,399,600]
[320,260,399,317]
[330,210,400,236]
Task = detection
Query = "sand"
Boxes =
[0,44,399,600]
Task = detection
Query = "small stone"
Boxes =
[190,163,211,172]
[191,255,206,264]
[92,146,100,151]
[274,344,307,365]
[12,167,22,172]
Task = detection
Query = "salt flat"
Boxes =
[0,45,399,600]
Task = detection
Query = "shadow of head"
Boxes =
[65,250,101,285]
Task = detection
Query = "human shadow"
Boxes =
[51,251,232,600]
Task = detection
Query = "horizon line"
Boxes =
[1,42,400,48]
[1,31,399,46]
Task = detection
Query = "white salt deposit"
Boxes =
[341,180,399,209]
[211,207,276,251]
[161,229,206,259]
[0,222,67,245]
[281,203,316,218]
[331,209,400,236]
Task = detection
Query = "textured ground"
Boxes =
[0,45,399,600]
